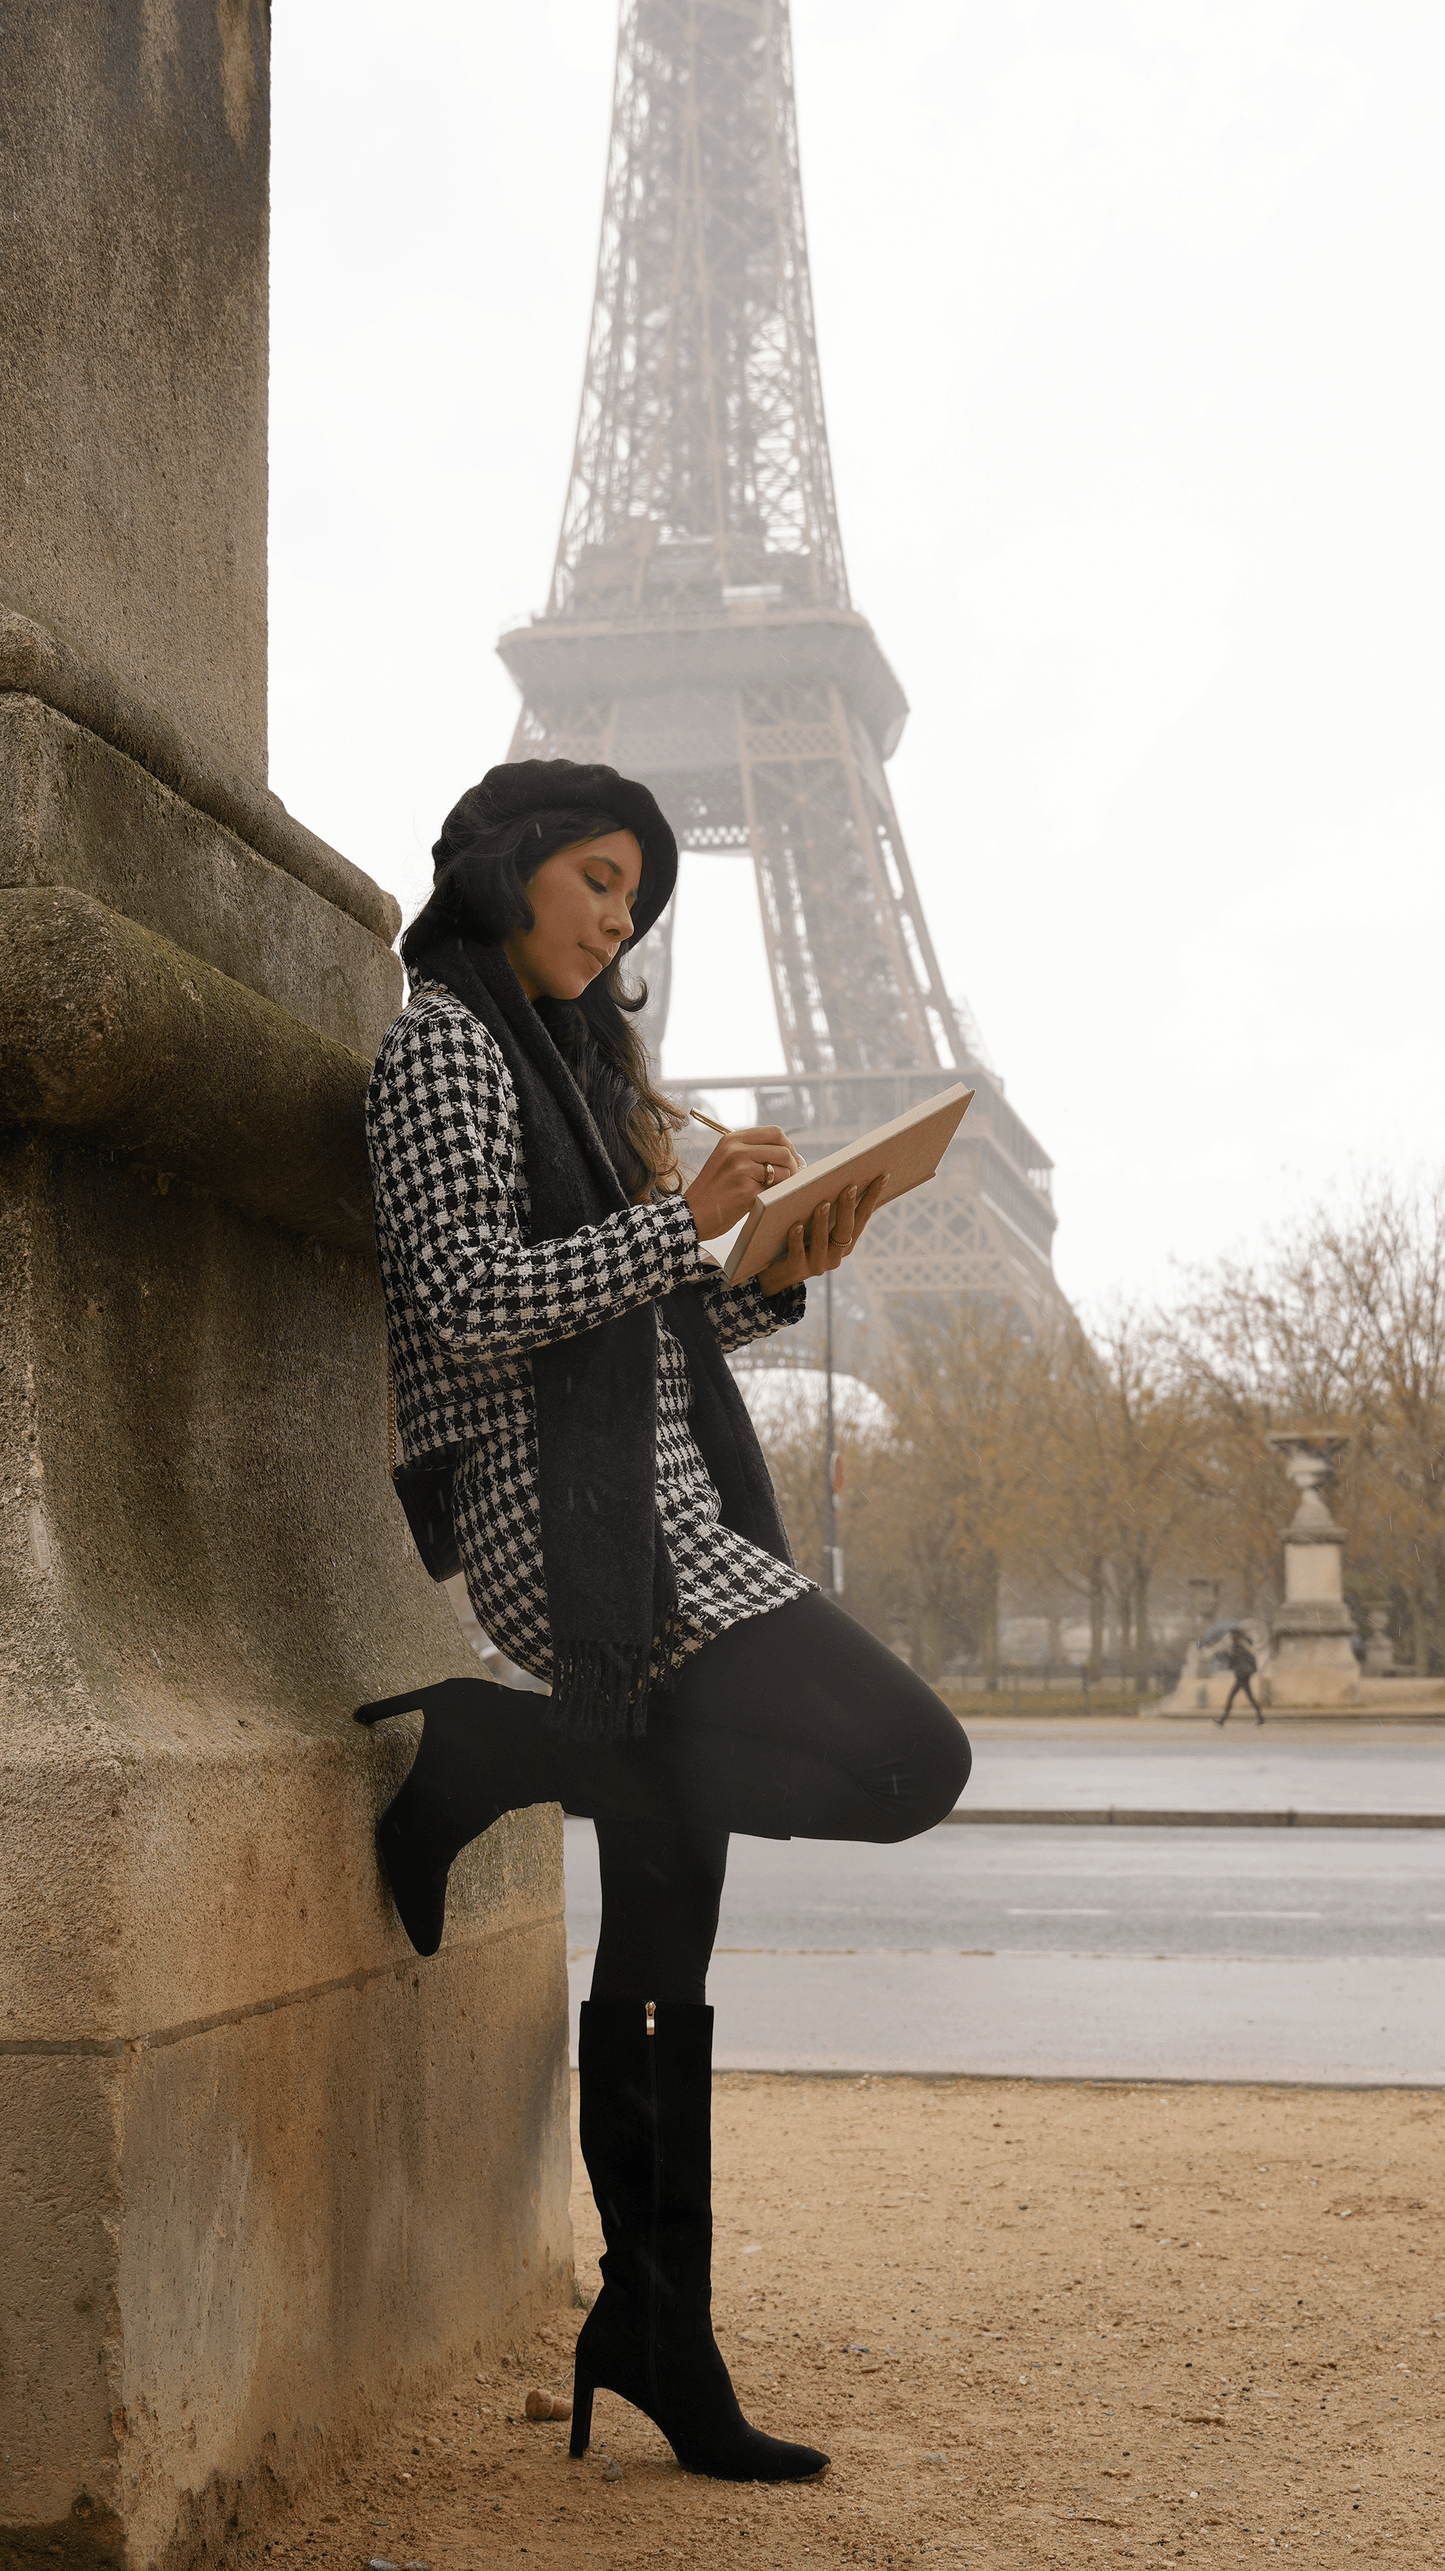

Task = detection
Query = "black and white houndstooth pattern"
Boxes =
[366,987,811,1682]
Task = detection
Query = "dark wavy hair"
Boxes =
[400,800,685,1204]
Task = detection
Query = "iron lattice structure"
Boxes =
[499,0,1062,1336]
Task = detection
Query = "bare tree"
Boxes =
[1075,1308,1207,1688]
[1174,1176,1445,1670]
[1311,1178,1445,1670]
[876,1305,1046,1682]
[1030,1321,1127,1679]
[745,1171,1445,1693]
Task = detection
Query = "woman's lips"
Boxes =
[580,943,612,969]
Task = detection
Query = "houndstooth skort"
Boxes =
[366,988,812,1684]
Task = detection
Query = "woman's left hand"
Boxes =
[756,1173,888,1297]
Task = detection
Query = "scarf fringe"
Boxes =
[650,1605,696,1695]
[545,1640,654,1745]
[544,1609,698,1744]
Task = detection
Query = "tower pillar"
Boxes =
[497,0,1066,1356]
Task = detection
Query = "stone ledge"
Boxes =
[0,885,374,1247]
[0,1711,562,2047]
[0,692,401,1054]
[0,605,401,946]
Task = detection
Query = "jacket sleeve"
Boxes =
[697,1272,807,1354]
[367,1000,711,1360]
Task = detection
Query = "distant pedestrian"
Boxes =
[1216,1628,1264,1726]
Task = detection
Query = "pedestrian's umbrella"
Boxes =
[1198,1618,1244,1645]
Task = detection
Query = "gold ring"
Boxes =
[765,1162,775,1187]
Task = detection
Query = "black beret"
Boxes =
[449,758,678,945]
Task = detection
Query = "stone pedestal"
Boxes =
[0,10,572,2566]
[1158,1439,1445,1719]
[1264,1435,1361,1706]
[1363,1606,1398,1676]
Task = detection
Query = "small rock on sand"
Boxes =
[525,2388,573,2420]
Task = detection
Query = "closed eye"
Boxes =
[585,868,638,906]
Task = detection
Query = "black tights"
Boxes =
[558,1591,970,2005]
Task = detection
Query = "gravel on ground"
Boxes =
[241,2073,1442,2567]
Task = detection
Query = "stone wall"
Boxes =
[0,3,270,777]
[0,7,572,2562]
[0,647,574,2567]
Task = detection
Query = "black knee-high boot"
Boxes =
[570,1999,828,2482]
[355,1677,559,1957]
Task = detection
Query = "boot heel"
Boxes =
[355,1677,484,1729]
[355,1688,427,1727]
[569,2366,595,2459]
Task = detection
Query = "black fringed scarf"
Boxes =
[418,935,796,1742]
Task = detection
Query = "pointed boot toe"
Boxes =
[375,1797,448,1957]
[672,2412,829,2482]
[659,2340,828,2481]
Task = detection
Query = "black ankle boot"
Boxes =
[355,1677,539,1957]
[570,1999,828,2482]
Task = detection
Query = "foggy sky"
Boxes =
[268,1,1445,1316]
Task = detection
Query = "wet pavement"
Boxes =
[952,1716,1445,1813]
[563,1725,1445,2083]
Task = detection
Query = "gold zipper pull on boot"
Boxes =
[645,2000,656,2037]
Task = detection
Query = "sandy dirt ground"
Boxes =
[241,2076,1442,2569]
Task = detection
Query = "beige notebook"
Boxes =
[701,1082,975,1287]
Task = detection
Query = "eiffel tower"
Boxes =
[499,0,1063,1353]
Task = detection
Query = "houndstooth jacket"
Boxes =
[365,988,811,1681]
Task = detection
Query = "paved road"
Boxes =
[954,1720,1445,1813]
[562,1728,1445,2080]
[568,1820,1445,1962]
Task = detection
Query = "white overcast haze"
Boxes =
[269,1,1445,1316]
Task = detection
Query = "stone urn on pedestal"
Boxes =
[1363,1606,1399,1676]
[1265,1433,1361,1706]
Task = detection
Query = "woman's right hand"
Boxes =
[684,1125,804,1241]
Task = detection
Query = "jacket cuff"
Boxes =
[651,1188,713,1281]
[759,1278,807,1327]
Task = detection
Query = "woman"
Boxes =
[359,758,970,2486]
